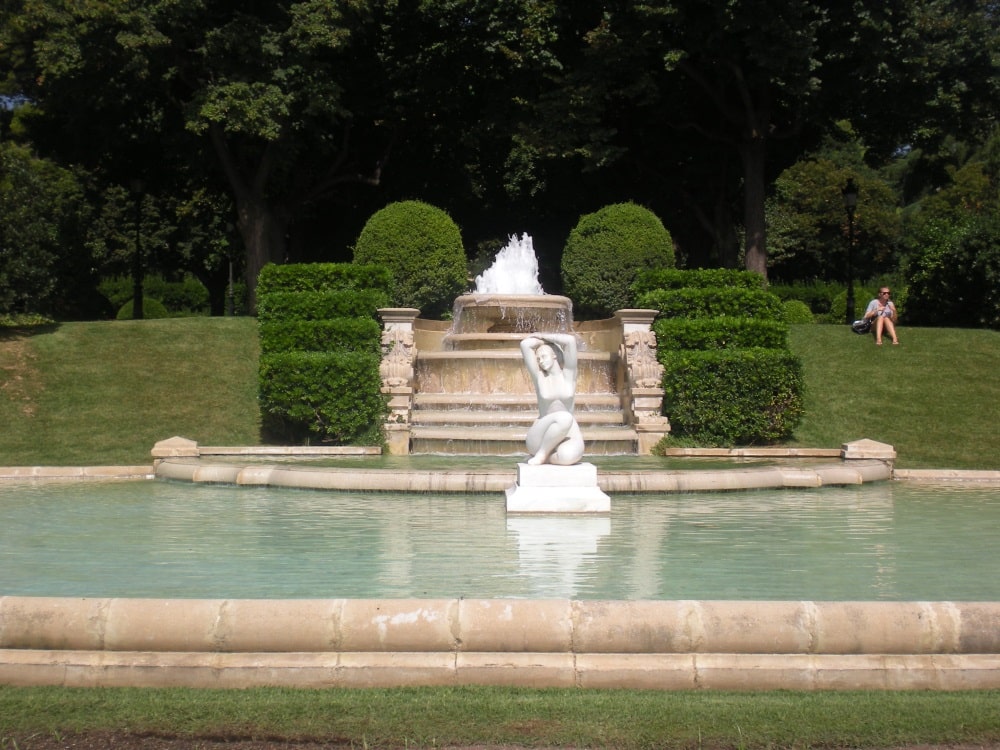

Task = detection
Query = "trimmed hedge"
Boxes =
[256,263,392,297]
[639,268,804,446]
[653,316,788,350]
[636,287,784,320]
[782,299,815,324]
[352,200,467,319]
[258,351,384,445]
[256,262,389,445]
[561,202,674,318]
[102,275,210,314]
[258,318,382,354]
[634,268,763,295]
[115,297,170,320]
[659,348,804,445]
[256,290,390,323]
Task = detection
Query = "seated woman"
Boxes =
[864,287,899,345]
[519,332,586,466]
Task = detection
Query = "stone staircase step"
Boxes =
[410,424,638,456]
[411,410,627,426]
[412,393,622,411]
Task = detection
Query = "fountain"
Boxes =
[379,234,670,457]
[473,233,545,295]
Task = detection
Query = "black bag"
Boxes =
[851,318,873,334]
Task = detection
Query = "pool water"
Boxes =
[1,480,997,600]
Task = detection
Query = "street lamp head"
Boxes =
[842,178,858,211]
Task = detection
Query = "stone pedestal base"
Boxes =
[505,463,610,513]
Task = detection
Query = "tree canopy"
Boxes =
[1,0,997,312]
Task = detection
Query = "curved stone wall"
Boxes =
[2,597,998,690]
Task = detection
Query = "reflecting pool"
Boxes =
[1,480,998,600]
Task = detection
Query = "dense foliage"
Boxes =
[0,1,996,314]
[0,142,93,317]
[644,270,803,446]
[561,203,674,318]
[658,348,805,445]
[636,287,784,320]
[352,201,467,319]
[905,216,1000,329]
[256,262,390,445]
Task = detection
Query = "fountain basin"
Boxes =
[448,294,573,336]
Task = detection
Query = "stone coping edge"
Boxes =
[3,649,998,690]
[2,464,997,487]
[5,464,1000,487]
[2,598,999,690]
[148,457,895,493]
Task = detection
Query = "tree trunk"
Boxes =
[236,194,287,315]
[740,136,768,280]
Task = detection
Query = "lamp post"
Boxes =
[130,179,145,320]
[842,178,858,324]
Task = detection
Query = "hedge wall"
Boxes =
[642,270,804,446]
[659,348,804,445]
[257,263,391,445]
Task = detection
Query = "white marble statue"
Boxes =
[520,332,586,466]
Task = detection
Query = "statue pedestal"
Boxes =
[505,463,610,513]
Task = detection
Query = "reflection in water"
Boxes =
[506,516,610,597]
[1,481,998,600]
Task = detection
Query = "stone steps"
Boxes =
[409,425,638,456]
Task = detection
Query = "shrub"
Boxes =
[905,216,1000,329]
[636,288,784,320]
[256,263,388,445]
[258,318,381,354]
[659,348,805,445]
[352,201,467,319]
[101,275,209,315]
[562,202,674,318]
[653,316,788,350]
[635,268,762,295]
[782,299,815,324]
[767,280,841,315]
[115,297,170,319]
[258,351,384,445]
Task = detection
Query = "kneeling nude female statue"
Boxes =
[520,332,586,466]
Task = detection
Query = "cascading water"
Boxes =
[474,234,544,295]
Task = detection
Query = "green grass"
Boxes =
[788,324,1000,469]
[2,318,997,468]
[0,318,260,465]
[1,685,998,749]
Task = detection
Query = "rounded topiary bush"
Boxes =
[115,297,170,320]
[352,200,467,319]
[562,202,674,318]
[782,299,815,324]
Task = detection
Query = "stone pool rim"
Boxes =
[2,440,999,691]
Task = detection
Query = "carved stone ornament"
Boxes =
[622,329,664,389]
[380,329,415,387]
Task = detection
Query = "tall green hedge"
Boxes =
[352,200,467,319]
[660,349,804,445]
[634,268,763,294]
[644,269,804,446]
[257,262,390,445]
[636,287,784,320]
[562,202,674,318]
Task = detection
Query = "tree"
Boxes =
[0,141,94,316]
[519,0,999,278]
[2,0,565,311]
[3,1,391,310]
[766,126,902,282]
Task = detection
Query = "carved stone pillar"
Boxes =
[615,309,670,454]
[378,308,420,455]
